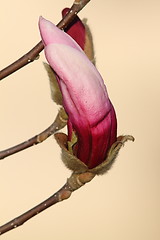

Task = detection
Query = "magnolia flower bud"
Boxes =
[39,17,134,173]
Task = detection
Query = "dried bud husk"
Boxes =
[82,18,95,64]
[43,62,63,105]
[54,133,134,175]
[90,135,135,175]
[54,133,88,173]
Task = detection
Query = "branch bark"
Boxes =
[0,108,67,160]
[0,172,95,235]
[0,0,91,80]
[0,0,93,236]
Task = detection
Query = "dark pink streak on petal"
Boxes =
[62,8,85,50]
[109,102,117,145]
[75,102,117,169]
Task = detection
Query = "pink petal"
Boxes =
[44,43,111,126]
[39,16,83,52]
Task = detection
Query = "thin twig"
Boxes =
[0,183,70,235]
[0,0,90,80]
[0,121,55,160]
[0,172,95,235]
[0,108,67,160]
[0,0,91,158]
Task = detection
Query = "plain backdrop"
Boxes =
[0,0,160,239]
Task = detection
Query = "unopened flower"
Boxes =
[62,8,95,63]
[39,17,134,174]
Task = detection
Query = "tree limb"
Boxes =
[0,108,67,160]
[0,0,91,80]
[0,172,95,235]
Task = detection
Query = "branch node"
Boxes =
[67,172,95,191]
[74,0,82,5]
[58,189,72,201]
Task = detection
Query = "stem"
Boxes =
[0,108,67,160]
[0,183,71,235]
[0,172,95,236]
[0,0,91,80]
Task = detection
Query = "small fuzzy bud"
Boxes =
[43,62,63,105]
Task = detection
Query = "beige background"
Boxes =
[0,0,160,239]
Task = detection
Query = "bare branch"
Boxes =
[0,108,67,160]
[0,0,91,80]
[0,172,95,235]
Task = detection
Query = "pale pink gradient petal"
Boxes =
[44,43,111,125]
[39,16,83,52]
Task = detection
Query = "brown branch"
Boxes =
[0,108,67,160]
[0,172,95,236]
[0,0,91,80]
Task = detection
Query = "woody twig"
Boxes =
[0,0,90,80]
[0,172,95,235]
[0,108,67,160]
